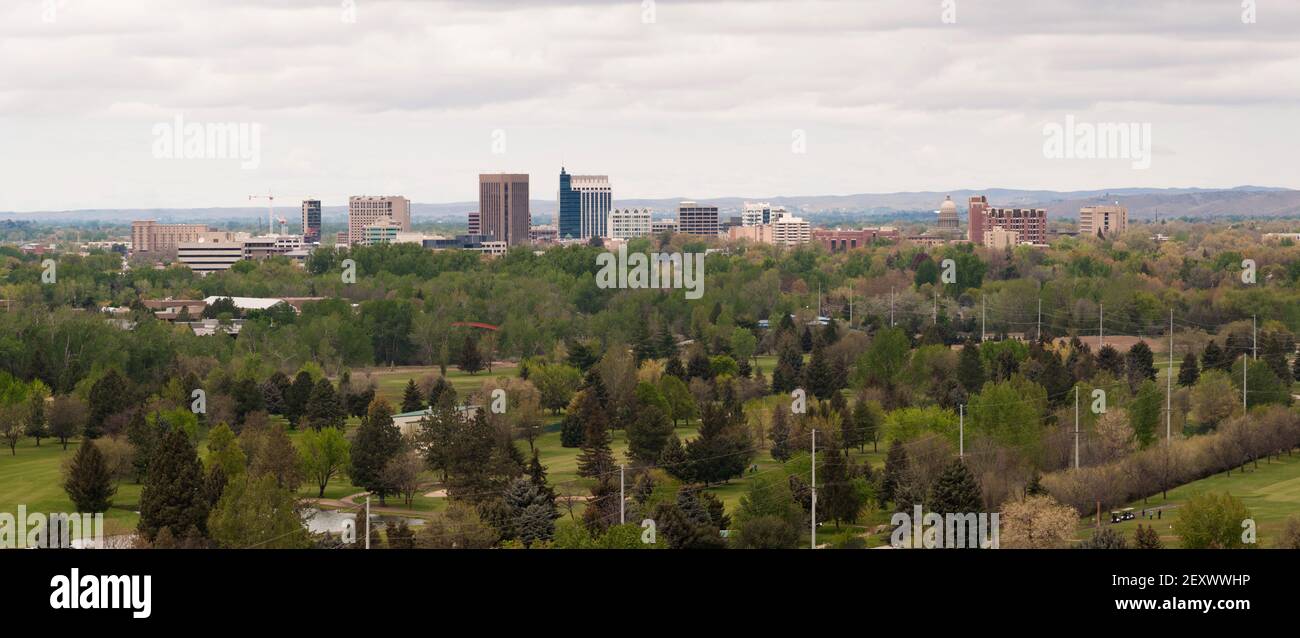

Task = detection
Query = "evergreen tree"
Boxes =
[818,439,862,527]
[285,371,315,427]
[804,341,834,400]
[848,397,877,452]
[458,334,484,374]
[664,356,686,380]
[427,376,455,408]
[658,434,689,481]
[400,379,424,413]
[138,426,209,543]
[1125,341,1157,389]
[502,477,559,546]
[1201,340,1227,372]
[656,324,679,360]
[686,348,713,381]
[349,399,404,504]
[305,378,345,430]
[576,403,616,480]
[1096,345,1124,377]
[930,459,983,515]
[631,323,656,364]
[86,369,130,439]
[957,340,984,393]
[881,439,909,506]
[1178,351,1200,387]
[64,440,115,513]
[1133,524,1164,549]
[769,405,792,461]
[800,325,814,353]
[626,404,673,465]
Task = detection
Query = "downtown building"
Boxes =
[301,200,322,243]
[346,196,411,246]
[985,206,1047,244]
[131,221,215,255]
[557,168,611,240]
[727,215,810,247]
[677,201,719,236]
[1079,204,1127,238]
[812,227,900,252]
[607,208,652,240]
[741,202,789,226]
[479,173,531,246]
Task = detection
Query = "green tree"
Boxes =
[1129,380,1162,448]
[350,399,404,504]
[208,474,310,549]
[1177,351,1200,387]
[957,340,985,393]
[138,427,210,543]
[400,378,425,413]
[205,423,246,479]
[63,440,116,513]
[857,327,909,391]
[626,404,674,466]
[304,378,345,430]
[929,459,983,514]
[1174,491,1252,549]
[300,426,351,498]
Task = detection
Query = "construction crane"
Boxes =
[247,192,275,235]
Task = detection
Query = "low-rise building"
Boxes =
[607,208,652,240]
[812,227,899,252]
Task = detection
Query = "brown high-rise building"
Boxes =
[478,174,530,246]
[967,195,988,244]
[985,207,1047,244]
[347,196,411,246]
[131,220,214,255]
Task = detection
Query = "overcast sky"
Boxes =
[2,0,1298,212]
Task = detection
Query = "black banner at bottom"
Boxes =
[2,549,1283,627]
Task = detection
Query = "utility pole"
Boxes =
[364,496,370,550]
[810,429,817,549]
[981,294,986,342]
[933,290,938,325]
[959,404,964,459]
[848,296,854,327]
[1074,386,1080,470]
[1243,351,1248,412]
[619,465,625,525]
[1037,297,1042,343]
[890,288,895,327]
[1167,309,1173,444]
[1253,315,1258,360]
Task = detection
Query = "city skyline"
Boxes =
[3,0,1299,212]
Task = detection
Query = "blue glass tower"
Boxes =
[558,167,580,239]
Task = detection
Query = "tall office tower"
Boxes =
[479,173,531,246]
[130,220,213,255]
[986,207,1047,244]
[1079,204,1128,237]
[677,201,719,236]
[967,195,988,243]
[770,215,811,246]
[301,200,322,243]
[557,168,611,239]
[557,168,580,239]
[468,210,481,235]
[347,196,411,246]
[937,196,959,230]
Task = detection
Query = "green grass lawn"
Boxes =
[0,438,142,538]
[340,364,518,407]
[1077,453,1300,548]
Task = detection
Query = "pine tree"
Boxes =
[881,439,909,506]
[800,325,814,353]
[930,459,983,515]
[138,427,209,543]
[626,405,673,465]
[804,341,834,399]
[64,441,116,513]
[664,356,686,380]
[1125,341,1157,388]
[768,405,791,461]
[427,376,455,408]
[349,399,404,505]
[1134,524,1164,549]
[305,378,345,430]
[400,379,424,413]
[1201,340,1227,372]
[576,405,616,480]
[818,440,862,527]
[957,340,984,393]
[86,369,130,439]
[1097,345,1124,377]
[1178,351,1200,387]
[848,397,877,452]
[458,334,484,374]
[656,324,679,360]
[285,371,315,427]
[686,348,713,381]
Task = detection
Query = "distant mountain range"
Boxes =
[6,186,1299,226]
